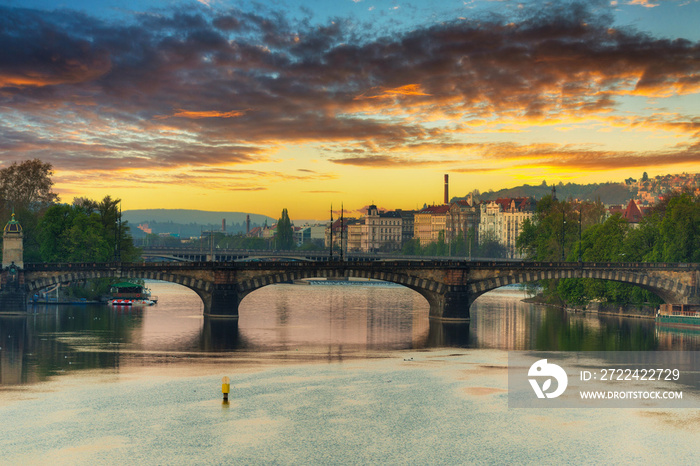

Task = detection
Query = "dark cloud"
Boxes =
[451,167,502,174]
[0,2,699,173]
[0,8,112,88]
[328,155,452,168]
[469,141,700,171]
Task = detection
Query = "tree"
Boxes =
[36,196,140,263]
[37,204,75,262]
[517,196,605,262]
[0,160,60,262]
[476,231,507,259]
[0,159,59,213]
[275,208,294,250]
[401,238,421,255]
[654,193,700,262]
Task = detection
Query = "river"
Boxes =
[1,281,699,464]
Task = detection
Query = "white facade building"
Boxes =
[478,198,535,258]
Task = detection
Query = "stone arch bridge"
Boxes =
[17,260,700,321]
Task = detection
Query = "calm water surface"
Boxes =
[1,281,699,464]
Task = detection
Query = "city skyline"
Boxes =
[1,0,699,219]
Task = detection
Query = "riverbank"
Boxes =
[523,296,658,319]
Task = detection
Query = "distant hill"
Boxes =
[454,181,633,205]
[123,209,274,225]
[123,209,276,238]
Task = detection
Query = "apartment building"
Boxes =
[361,205,403,252]
[414,205,450,246]
[446,197,480,243]
[478,198,535,258]
[327,205,405,253]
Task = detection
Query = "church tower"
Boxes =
[3,212,24,269]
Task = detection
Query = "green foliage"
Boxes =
[195,234,270,250]
[521,191,700,306]
[13,206,42,263]
[297,241,324,251]
[37,196,139,263]
[476,231,507,259]
[0,160,60,263]
[0,159,59,213]
[580,214,628,262]
[275,208,294,250]
[401,238,421,255]
[517,195,605,262]
[655,193,700,262]
[62,278,114,300]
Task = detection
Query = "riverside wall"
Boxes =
[523,296,658,319]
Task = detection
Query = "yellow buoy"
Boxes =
[222,376,230,402]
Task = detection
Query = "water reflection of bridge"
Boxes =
[0,302,447,386]
[17,260,700,321]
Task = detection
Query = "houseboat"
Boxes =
[656,304,700,329]
[108,282,156,306]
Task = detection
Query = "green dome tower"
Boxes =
[3,212,24,269]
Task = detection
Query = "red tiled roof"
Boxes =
[418,204,451,214]
[493,197,532,211]
[622,199,644,223]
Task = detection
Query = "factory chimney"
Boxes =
[444,174,449,205]
[246,215,250,235]
[222,218,226,232]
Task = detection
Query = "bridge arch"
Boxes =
[468,269,691,304]
[25,269,214,307]
[235,268,447,316]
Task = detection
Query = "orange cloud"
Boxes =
[626,0,659,7]
[0,60,111,88]
[355,84,430,101]
[164,109,246,119]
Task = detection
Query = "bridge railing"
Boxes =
[24,261,218,271]
[22,260,700,272]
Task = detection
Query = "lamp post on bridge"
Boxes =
[561,204,566,262]
[329,204,333,260]
[340,203,344,262]
[578,206,582,263]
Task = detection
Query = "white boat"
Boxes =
[109,298,155,306]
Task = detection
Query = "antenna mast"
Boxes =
[329,204,333,260]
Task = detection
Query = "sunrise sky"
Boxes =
[1,0,699,220]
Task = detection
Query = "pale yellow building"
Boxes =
[414,205,450,246]
[346,221,363,252]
